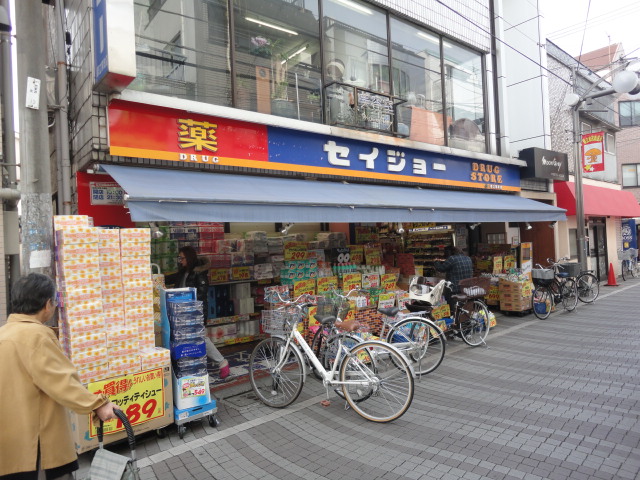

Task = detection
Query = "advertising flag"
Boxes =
[581,131,605,173]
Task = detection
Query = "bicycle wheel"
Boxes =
[339,341,414,423]
[532,285,553,319]
[249,337,304,408]
[458,300,490,346]
[323,333,361,372]
[576,273,599,303]
[310,326,330,380]
[561,278,578,311]
[386,317,445,375]
[629,259,640,278]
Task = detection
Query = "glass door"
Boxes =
[589,219,608,280]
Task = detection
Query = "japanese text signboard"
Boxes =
[90,181,125,205]
[582,132,605,173]
[108,100,520,191]
[87,368,165,436]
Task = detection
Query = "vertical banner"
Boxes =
[582,131,605,173]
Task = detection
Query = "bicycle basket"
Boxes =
[315,294,350,320]
[261,308,301,335]
[618,249,637,261]
[458,276,490,298]
[558,263,580,277]
[532,268,554,286]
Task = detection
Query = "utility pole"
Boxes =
[571,66,588,271]
[0,0,21,310]
[15,0,54,276]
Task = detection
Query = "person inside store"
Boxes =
[0,273,120,480]
[434,245,473,308]
[165,246,230,379]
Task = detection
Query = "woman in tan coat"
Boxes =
[0,273,119,479]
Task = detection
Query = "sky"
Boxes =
[540,0,640,61]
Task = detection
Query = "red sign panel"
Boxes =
[582,131,605,173]
[77,171,135,227]
[108,100,268,164]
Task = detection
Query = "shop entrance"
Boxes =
[589,218,608,280]
[519,202,555,268]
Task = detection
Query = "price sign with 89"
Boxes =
[88,368,165,436]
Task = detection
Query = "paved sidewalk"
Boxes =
[79,279,640,480]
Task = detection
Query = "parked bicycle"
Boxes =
[618,248,639,281]
[575,268,600,303]
[531,258,578,319]
[311,286,446,379]
[250,292,415,423]
[408,276,491,347]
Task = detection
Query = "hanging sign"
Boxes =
[582,132,605,173]
[90,181,125,205]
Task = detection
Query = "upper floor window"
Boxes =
[622,164,640,187]
[580,122,591,134]
[129,0,488,153]
[605,132,615,154]
[620,101,640,127]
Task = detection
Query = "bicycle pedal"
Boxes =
[320,399,331,407]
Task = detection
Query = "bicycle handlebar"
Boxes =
[330,287,368,299]
[272,290,314,306]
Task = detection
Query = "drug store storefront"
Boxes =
[80,99,565,389]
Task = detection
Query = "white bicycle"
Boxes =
[249,293,415,423]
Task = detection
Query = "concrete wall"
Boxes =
[501,0,550,154]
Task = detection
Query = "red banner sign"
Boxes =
[582,131,605,173]
[108,100,268,164]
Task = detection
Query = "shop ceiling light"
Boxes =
[332,0,373,15]
[245,17,298,36]
[525,222,533,230]
[396,223,405,235]
[281,45,307,64]
[469,223,480,230]
[549,221,557,228]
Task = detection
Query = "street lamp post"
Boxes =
[565,64,640,270]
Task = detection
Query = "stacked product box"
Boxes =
[120,228,155,362]
[54,218,107,384]
[166,298,208,378]
[231,283,254,315]
[54,216,170,384]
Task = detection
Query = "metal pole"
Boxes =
[54,0,71,215]
[0,0,21,310]
[16,0,54,276]
[571,66,588,270]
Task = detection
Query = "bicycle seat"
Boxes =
[336,319,360,332]
[557,272,569,278]
[316,315,337,326]
[405,301,432,313]
[378,306,400,317]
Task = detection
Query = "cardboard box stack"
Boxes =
[54,216,170,384]
[120,228,155,356]
[498,277,533,312]
[55,216,107,384]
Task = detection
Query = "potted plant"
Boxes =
[250,36,272,58]
[270,52,296,118]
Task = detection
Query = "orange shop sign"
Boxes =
[581,131,605,173]
[108,100,268,165]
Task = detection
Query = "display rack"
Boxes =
[404,226,455,275]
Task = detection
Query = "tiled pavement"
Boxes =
[78,278,640,479]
